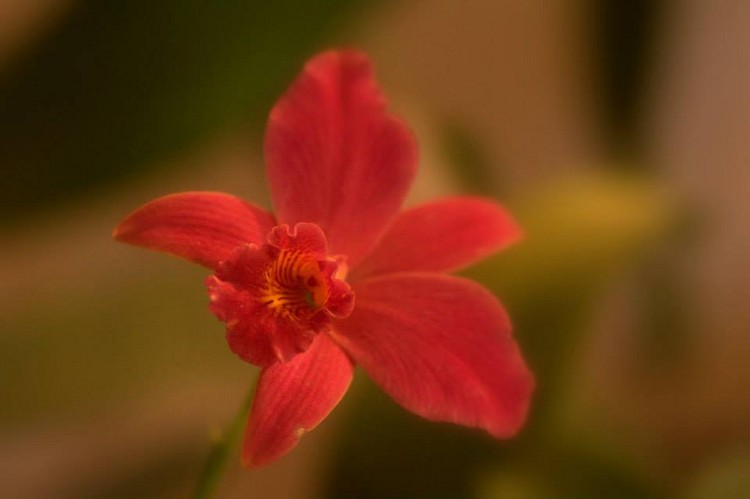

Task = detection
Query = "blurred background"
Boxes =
[1,1,748,497]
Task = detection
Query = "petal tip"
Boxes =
[239,417,312,469]
[307,47,372,72]
[111,223,124,241]
[504,218,525,247]
[487,367,535,439]
[240,451,264,469]
[112,215,136,243]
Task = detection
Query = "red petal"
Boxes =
[352,197,522,280]
[243,333,353,467]
[265,50,417,266]
[331,273,533,438]
[114,192,275,269]
[267,222,328,260]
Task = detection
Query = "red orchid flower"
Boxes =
[114,50,534,467]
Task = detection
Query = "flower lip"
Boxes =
[207,222,354,367]
[260,245,330,320]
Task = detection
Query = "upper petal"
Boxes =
[243,333,353,467]
[114,192,275,269]
[351,197,522,280]
[330,273,534,438]
[265,50,418,266]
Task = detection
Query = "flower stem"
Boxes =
[193,382,255,499]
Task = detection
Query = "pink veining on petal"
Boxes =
[352,197,522,280]
[265,50,418,267]
[331,272,534,438]
[114,191,275,269]
[243,333,353,467]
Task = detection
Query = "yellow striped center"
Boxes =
[261,249,328,319]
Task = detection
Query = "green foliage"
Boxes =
[438,120,498,196]
[0,261,229,423]
[0,0,370,223]
[467,172,677,389]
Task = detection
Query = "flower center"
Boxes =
[261,249,329,319]
[206,222,355,367]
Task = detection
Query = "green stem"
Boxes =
[193,382,255,499]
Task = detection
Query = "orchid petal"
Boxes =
[243,333,353,467]
[352,197,522,280]
[331,273,533,438]
[265,49,418,267]
[114,192,275,269]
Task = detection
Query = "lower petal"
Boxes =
[242,333,353,467]
[331,273,533,438]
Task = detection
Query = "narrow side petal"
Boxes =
[114,192,275,269]
[331,273,534,438]
[352,197,522,280]
[243,333,353,467]
[265,50,417,266]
